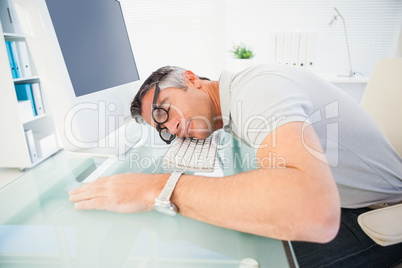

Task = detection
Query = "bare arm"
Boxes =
[70,122,340,243]
[171,122,340,242]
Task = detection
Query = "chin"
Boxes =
[191,131,213,140]
[188,121,215,140]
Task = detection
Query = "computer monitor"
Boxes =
[45,0,139,97]
[42,0,143,157]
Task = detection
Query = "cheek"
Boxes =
[190,120,213,139]
[168,102,187,121]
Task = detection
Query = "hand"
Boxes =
[69,173,169,213]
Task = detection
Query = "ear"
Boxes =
[183,70,202,88]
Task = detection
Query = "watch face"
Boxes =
[155,205,177,216]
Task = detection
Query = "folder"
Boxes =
[298,32,308,68]
[17,100,35,122]
[9,41,21,78]
[306,33,317,69]
[15,83,37,116]
[290,33,300,67]
[5,41,18,78]
[31,83,44,115]
[34,133,58,158]
[15,41,32,78]
[283,32,293,65]
[267,33,276,64]
[275,32,285,65]
[24,129,38,163]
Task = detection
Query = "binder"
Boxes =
[34,133,58,158]
[17,100,34,122]
[31,83,44,115]
[298,32,308,68]
[24,129,38,163]
[15,41,32,78]
[5,41,18,78]
[267,33,276,64]
[275,32,285,65]
[9,41,21,78]
[290,33,300,67]
[283,32,293,65]
[15,83,37,116]
[306,33,317,69]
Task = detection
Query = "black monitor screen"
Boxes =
[46,0,139,97]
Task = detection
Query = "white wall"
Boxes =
[120,0,225,81]
[121,0,402,80]
[223,0,402,76]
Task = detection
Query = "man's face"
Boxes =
[141,83,216,140]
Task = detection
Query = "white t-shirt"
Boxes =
[219,64,402,208]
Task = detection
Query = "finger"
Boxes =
[69,184,92,195]
[74,197,110,210]
[69,179,108,195]
[69,187,107,202]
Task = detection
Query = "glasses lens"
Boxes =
[160,128,175,142]
[152,108,168,124]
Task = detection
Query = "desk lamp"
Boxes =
[328,7,355,77]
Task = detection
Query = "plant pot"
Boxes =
[234,59,254,72]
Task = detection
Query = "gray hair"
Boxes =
[130,66,210,123]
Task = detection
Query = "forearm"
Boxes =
[170,167,340,243]
[69,123,340,243]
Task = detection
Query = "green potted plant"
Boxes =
[231,44,255,71]
[232,44,255,59]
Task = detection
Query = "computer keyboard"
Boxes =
[162,131,220,172]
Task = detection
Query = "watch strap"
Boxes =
[155,171,183,206]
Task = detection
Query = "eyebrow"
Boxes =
[156,97,169,108]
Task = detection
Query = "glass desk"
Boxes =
[0,132,298,267]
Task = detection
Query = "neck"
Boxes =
[202,81,223,130]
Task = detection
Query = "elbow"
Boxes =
[306,203,341,244]
[314,208,341,243]
[301,174,341,243]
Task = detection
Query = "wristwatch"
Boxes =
[154,171,183,216]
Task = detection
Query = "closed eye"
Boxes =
[157,98,169,109]
[156,109,164,118]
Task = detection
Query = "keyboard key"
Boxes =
[162,132,220,172]
[180,138,197,167]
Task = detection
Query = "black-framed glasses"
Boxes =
[152,83,175,144]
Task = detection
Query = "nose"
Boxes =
[164,117,181,135]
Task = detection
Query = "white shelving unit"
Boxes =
[0,0,59,169]
[317,74,369,103]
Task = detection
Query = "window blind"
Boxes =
[120,0,225,80]
[121,0,402,78]
[223,0,402,76]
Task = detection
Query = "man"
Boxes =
[69,65,402,267]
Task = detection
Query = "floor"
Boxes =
[0,168,25,189]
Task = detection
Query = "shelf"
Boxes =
[3,32,25,39]
[28,147,61,170]
[13,76,40,83]
[317,73,369,84]
[21,114,46,125]
[0,0,58,169]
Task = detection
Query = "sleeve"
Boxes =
[230,75,313,151]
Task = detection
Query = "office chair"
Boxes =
[357,58,402,247]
